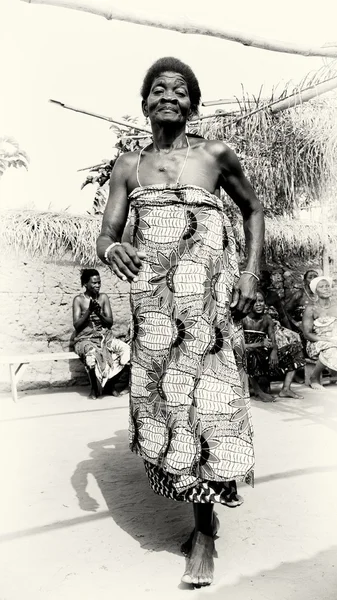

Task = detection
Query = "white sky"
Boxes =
[1,0,337,212]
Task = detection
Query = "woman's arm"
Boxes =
[245,341,265,348]
[266,315,277,350]
[272,293,292,329]
[266,315,278,366]
[285,289,302,313]
[73,296,91,332]
[302,305,321,342]
[217,143,264,317]
[95,294,113,329]
[96,154,145,281]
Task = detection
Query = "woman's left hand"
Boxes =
[269,348,279,367]
[92,300,101,314]
[230,273,258,319]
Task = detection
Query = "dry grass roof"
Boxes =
[194,96,337,217]
[1,209,335,265]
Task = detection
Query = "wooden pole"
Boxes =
[49,100,151,134]
[320,199,330,276]
[202,98,271,107]
[22,0,337,58]
[50,72,337,133]
[191,76,337,123]
[270,76,337,114]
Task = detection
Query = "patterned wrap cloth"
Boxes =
[244,326,305,378]
[74,311,130,389]
[127,184,254,503]
[306,316,337,371]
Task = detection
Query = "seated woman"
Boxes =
[243,291,305,401]
[302,276,337,390]
[286,269,318,331]
[73,269,130,399]
[259,270,292,329]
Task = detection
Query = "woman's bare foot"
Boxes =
[181,532,215,587]
[255,391,275,402]
[181,513,220,557]
[112,387,130,397]
[278,388,303,399]
[309,379,325,391]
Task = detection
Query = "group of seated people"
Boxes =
[73,267,336,401]
[242,269,337,401]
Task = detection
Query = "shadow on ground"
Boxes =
[70,427,337,559]
[204,544,337,600]
[252,384,337,434]
[71,430,193,555]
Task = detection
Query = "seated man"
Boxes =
[73,268,130,399]
[243,291,305,401]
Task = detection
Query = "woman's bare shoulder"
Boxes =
[115,151,139,168]
[73,294,84,305]
[99,292,109,301]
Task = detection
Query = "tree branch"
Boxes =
[22,0,337,58]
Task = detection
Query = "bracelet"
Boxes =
[241,270,260,282]
[104,242,121,262]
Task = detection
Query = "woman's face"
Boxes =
[316,279,332,299]
[305,270,318,285]
[253,292,265,314]
[143,71,191,126]
[85,275,101,296]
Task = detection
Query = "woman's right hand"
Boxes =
[107,243,146,282]
[269,348,279,367]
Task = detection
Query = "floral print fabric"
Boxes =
[307,316,337,371]
[128,185,254,495]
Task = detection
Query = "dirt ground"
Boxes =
[1,382,337,600]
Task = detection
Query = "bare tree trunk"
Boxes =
[22,0,337,58]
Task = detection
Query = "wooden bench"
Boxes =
[0,352,80,402]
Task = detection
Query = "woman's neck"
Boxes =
[249,312,264,321]
[318,297,331,309]
[151,125,188,151]
[84,290,97,299]
[304,284,314,297]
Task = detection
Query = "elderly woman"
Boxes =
[96,57,264,586]
[302,276,337,390]
[73,269,130,399]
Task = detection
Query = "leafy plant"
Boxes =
[0,136,30,177]
[80,116,150,215]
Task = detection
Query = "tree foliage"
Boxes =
[81,116,151,215]
[0,136,30,178]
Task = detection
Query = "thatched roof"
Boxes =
[1,210,335,265]
[0,210,99,265]
[195,96,337,217]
